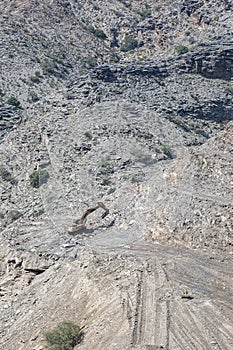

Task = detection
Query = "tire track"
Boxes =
[170,295,233,350]
[198,304,233,350]
[131,262,171,348]
[170,300,211,350]
[132,270,143,346]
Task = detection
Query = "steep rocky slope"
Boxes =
[0,1,233,349]
[0,0,232,104]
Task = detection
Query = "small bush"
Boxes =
[6,96,21,108]
[175,45,189,55]
[29,169,49,188]
[32,208,45,217]
[120,34,138,52]
[83,56,98,68]
[107,187,116,195]
[161,144,173,159]
[28,90,39,102]
[30,71,42,83]
[9,209,22,222]
[100,176,111,186]
[0,166,13,182]
[138,9,151,20]
[41,60,57,76]
[44,321,82,350]
[30,75,40,84]
[131,172,145,184]
[87,26,107,40]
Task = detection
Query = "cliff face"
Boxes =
[0,1,233,350]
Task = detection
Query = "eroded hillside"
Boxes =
[0,1,233,350]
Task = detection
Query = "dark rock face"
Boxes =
[0,104,22,138]
[181,43,233,79]
[92,38,233,81]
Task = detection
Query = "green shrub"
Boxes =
[161,144,173,159]
[138,9,151,20]
[44,321,82,350]
[83,56,98,68]
[6,96,21,108]
[175,45,189,55]
[29,169,49,188]
[107,187,116,195]
[120,34,138,52]
[32,208,45,217]
[28,90,39,102]
[9,209,22,222]
[87,26,107,40]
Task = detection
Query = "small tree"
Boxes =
[44,321,82,350]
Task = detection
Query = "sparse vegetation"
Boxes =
[87,26,107,40]
[101,176,111,186]
[131,171,145,183]
[28,90,39,102]
[32,208,45,217]
[8,209,22,222]
[29,169,49,188]
[30,75,40,84]
[107,187,116,195]
[44,321,82,350]
[83,55,98,68]
[120,34,138,52]
[41,60,58,76]
[161,144,173,159]
[138,8,151,20]
[175,45,189,55]
[6,96,21,108]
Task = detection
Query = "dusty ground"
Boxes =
[0,237,233,350]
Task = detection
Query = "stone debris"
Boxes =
[0,1,232,349]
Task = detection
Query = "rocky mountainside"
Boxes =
[0,1,233,349]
